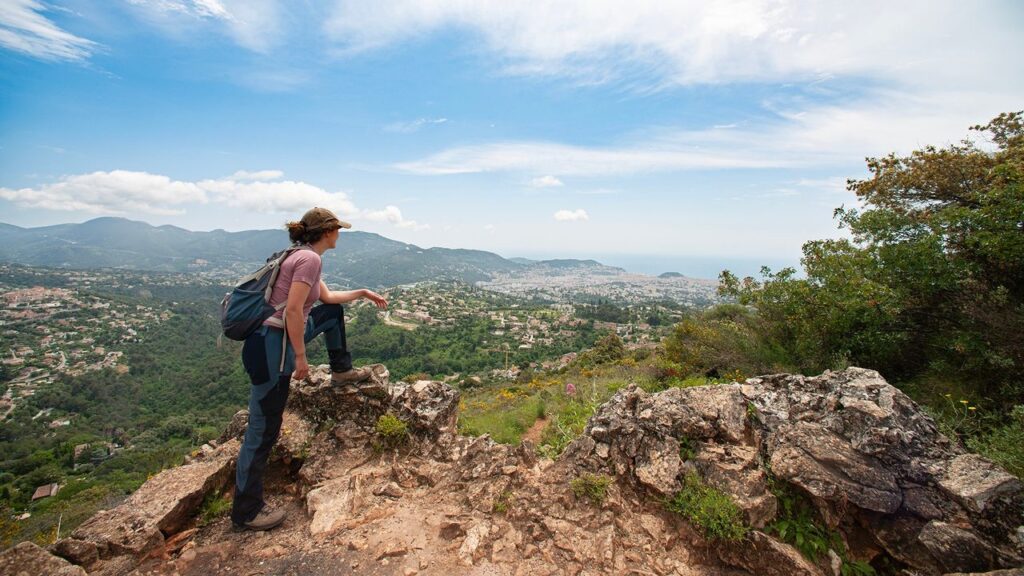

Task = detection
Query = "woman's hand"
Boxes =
[293,354,310,381]
[363,289,388,309]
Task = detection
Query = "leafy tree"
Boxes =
[719,112,1024,410]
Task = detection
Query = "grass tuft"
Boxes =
[197,490,231,527]
[375,413,408,450]
[570,473,612,505]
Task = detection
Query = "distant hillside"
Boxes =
[658,272,684,278]
[0,218,619,289]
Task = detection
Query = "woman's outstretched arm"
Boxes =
[318,281,388,309]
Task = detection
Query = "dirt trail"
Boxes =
[521,417,548,444]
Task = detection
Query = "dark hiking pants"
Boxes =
[231,303,350,525]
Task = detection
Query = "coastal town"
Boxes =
[478,262,719,307]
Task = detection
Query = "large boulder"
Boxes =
[71,439,239,559]
[0,541,87,576]
[564,368,1024,574]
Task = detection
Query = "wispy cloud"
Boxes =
[554,209,589,222]
[126,0,283,53]
[528,175,563,188]
[323,1,1021,92]
[0,0,97,61]
[394,88,1017,177]
[384,117,448,133]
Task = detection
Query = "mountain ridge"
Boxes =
[0,217,703,289]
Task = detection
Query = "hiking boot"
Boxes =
[233,506,286,531]
[331,366,372,384]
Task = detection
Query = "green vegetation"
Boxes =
[460,393,549,445]
[0,273,250,548]
[570,473,612,505]
[374,414,408,450]
[677,437,696,461]
[968,406,1024,478]
[197,490,232,527]
[492,490,514,514]
[342,285,603,380]
[768,480,877,574]
[665,473,747,541]
[665,112,1024,470]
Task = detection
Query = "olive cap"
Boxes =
[301,207,351,231]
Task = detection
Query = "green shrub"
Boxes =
[570,473,612,505]
[666,473,747,541]
[968,405,1024,478]
[768,480,838,561]
[197,491,231,527]
[768,480,876,574]
[375,414,408,449]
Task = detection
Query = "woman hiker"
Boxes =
[231,206,388,531]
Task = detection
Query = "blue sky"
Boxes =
[1,1,1021,276]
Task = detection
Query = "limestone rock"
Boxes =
[72,439,238,558]
[0,542,88,576]
[565,367,1024,575]
[49,538,99,568]
[717,531,824,576]
[918,521,1000,573]
[217,409,249,442]
[287,363,392,427]
[389,379,460,437]
[306,473,371,535]
[939,454,1023,514]
[769,421,901,514]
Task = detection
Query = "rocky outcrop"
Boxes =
[70,439,240,560]
[0,541,88,576]
[49,366,1024,576]
[565,367,1024,574]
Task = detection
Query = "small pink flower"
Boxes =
[565,382,576,396]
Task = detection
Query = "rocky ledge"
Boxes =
[5,366,1022,576]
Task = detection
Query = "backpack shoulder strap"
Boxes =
[264,245,307,300]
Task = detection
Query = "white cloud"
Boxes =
[554,209,589,222]
[384,117,448,133]
[0,170,428,230]
[528,175,563,188]
[0,170,206,215]
[199,174,357,216]
[0,0,97,61]
[363,205,429,231]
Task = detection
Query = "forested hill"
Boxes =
[0,218,557,288]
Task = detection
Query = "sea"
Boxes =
[516,253,802,281]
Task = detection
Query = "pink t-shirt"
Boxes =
[264,248,322,328]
